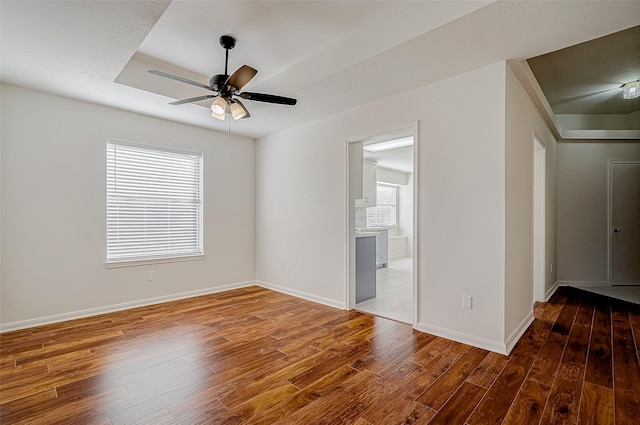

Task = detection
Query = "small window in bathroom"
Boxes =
[366,184,397,227]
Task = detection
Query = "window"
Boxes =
[366,184,397,227]
[107,141,203,265]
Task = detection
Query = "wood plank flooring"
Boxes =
[1,285,639,424]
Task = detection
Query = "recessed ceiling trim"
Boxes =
[508,60,563,140]
[562,129,640,140]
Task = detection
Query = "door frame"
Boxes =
[532,136,546,302]
[345,121,419,327]
[608,160,640,285]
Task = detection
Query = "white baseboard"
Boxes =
[415,322,508,355]
[558,280,610,288]
[255,280,345,311]
[505,312,535,354]
[0,281,255,333]
[545,280,559,301]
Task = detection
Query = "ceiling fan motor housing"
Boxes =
[209,74,230,92]
[219,35,236,50]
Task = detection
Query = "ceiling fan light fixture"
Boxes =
[230,100,249,120]
[622,81,640,99]
[211,97,228,120]
[150,35,297,127]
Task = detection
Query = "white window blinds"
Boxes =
[366,184,397,227]
[107,141,203,263]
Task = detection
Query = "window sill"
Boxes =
[105,254,205,268]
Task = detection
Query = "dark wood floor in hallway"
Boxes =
[1,285,639,424]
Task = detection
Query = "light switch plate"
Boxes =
[463,295,472,310]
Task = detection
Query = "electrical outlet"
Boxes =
[285,264,291,273]
[463,295,472,310]
[147,270,154,281]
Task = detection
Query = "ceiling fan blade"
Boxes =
[170,95,218,105]
[238,92,297,105]
[148,70,213,90]
[226,65,257,90]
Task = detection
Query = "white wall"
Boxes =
[257,62,510,352]
[254,114,347,307]
[504,66,558,347]
[557,142,640,284]
[0,84,256,329]
[0,86,3,301]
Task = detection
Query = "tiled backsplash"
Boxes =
[355,207,367,228]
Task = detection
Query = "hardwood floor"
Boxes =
[1,285,639,424]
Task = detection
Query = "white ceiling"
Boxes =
[2,1,640,140]
[364,146,414,174]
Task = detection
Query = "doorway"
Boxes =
[533,137,546,302]
[346,123,418,325]
[609,161,640,285]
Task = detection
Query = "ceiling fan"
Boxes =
[148,35,297,121]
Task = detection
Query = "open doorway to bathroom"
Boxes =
[346,124,417,325]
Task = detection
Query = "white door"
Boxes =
[611,162,640,285]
